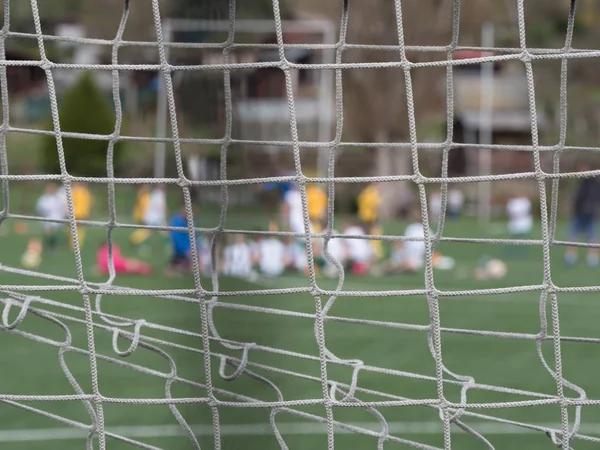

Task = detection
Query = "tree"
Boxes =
[343,0,498,218]
[42,72,123,176]
[295,0,493,218]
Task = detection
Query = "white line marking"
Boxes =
[0,421,598,442]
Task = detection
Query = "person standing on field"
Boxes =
[504,194,533,255]
[35,183,65,254]
[357,182,383,259]
[70,182,93,249]
[565,162,600,267]
[130,184,151,247]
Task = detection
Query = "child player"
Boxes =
[70,182,93,249]
[505,193,533,257]
[357,182,383,260]
[35,183,65,254]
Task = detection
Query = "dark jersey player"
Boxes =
[565,162,600,267]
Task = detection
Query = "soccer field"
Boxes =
[1,212,600,450]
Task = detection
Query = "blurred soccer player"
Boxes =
[36,183,65,254]
[258,222,287,277]
[306,183,327,231]
[429,189,442,224]
[145,185,167,228]
[387,209,430,273]
[505,194,533,257]
[565,162,600,267]
[168,206,194,275]
[70,182,93,249]
[281,183,310,273]
[357,182,383,259]
[342,221,372,276]
[282,182,305,235]
[447,188,465,220]
[96,242,152,276]
[321,228,348,278]
[130,184,151,247]
[222,234,255,279]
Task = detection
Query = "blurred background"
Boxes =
[4,2,600,449]
[5,0,600,219]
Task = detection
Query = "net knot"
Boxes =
[1,297,33,330]
[177,178,191,188]
[111,319,146,357]
[39,60,53,71]
[218,342,255,381]
[328,359,363,402]
[520,51,533,63]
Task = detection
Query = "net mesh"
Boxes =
[1,0,599,449]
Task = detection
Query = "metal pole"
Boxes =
[154,19,171,180]
[479,22,494,224]
[316,22,335,177]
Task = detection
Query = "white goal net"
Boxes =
[1,0,600,449]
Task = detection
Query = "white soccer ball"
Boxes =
[435,256,455,271]
[246,271,259,283]
[21,251,41,269]
[486,259,507,279]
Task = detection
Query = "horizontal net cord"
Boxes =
[0,293,592,412]
[5,27,600,56]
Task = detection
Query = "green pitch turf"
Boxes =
[1,212,600,449]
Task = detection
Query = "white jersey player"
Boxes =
[341,223,372,275]
[321,230,348,277]
[506,195,533,236]
[429,190,442,223]
[399,221,429,271]
[258,236,287,277]
[144,185,167,227]
[36,183,65,253]
[282,185,306,235]
[222,235,254,279]
[388,210,432,273]
[36,184,65,229]
[447,189,465,219]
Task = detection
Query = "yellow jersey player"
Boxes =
[307,184,328,231]
[357,182,383,259]
[130,184,152,247]
[70,182,93,249]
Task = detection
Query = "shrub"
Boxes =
[41,72,123,176]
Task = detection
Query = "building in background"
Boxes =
[450,50,548,178]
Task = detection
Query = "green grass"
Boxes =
[0,208,599,450]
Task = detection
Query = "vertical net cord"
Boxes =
[150,1,217,448]
[205,0,237,447]
[27,0,107,448]
[392,0,450,447]
[546,1,585,447]
[271,0,335,447]
[434,0,461,243]
[101,0,130,317]
[516,0,571,448]
[4,3,600,449]
[0,0,9,226]
[320,1,348,329]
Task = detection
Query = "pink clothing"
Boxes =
[97,244,129,274]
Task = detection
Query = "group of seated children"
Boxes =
[218,210,438,281]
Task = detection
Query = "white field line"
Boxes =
[0,421,599,442]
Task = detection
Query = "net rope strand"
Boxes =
[0,0,596,449]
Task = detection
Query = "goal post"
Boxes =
[153,18,336,180]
